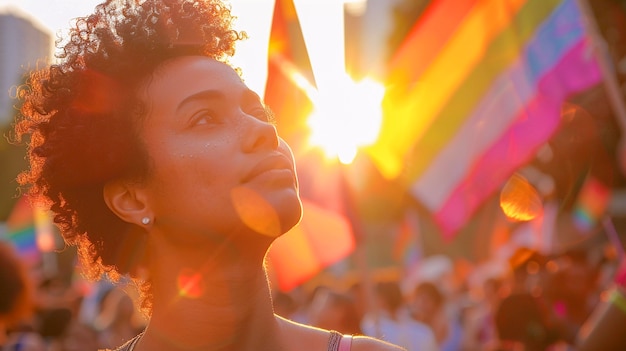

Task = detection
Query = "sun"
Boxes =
[232,0,385,165]
[306,75,384,164]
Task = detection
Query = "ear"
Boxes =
[103,179,151,226]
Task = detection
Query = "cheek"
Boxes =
[145,147,237,218]
[150,139,231,186]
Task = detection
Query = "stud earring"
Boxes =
[141,217,151,225]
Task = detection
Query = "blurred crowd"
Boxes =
[282,244,618,351]
[0,241,146,351]
[0,238,622,351]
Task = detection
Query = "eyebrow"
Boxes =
[175,89,226,114]
[176,88,263,114]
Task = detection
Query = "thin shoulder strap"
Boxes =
[114,332,142,351]
[327,331,353,351]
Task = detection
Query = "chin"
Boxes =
[275,196,302,236]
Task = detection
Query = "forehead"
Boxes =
[141,56,245,106]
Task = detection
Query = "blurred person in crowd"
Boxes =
[0,242,45,351]
[34,277,75,349]
[400,255,464,351]
[11,0,404,350]
[445,260,469,351]
[462,277,503,351]
[347,282,368,325]
[271,291,298,322]
[410,282,446,342]
[545,248,600,339]
[274,286,311,325]
[61,321,99,351]
[95,287,145,349]
[309,288,362,336]
[494,248,565,350]
[62,280,111,351]
[361,281,437,351]
[575,256,626,350]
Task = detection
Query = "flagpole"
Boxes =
[576,0,626,134]
[577,0,626,258]
[602,215,625,262]
[338,162,381,338]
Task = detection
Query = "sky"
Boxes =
[0,0,275,94]
[0,0,349,96]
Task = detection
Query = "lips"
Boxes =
[242,154,295,183]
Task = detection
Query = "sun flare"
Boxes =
[306,76,384,164]
[500,173,543,221]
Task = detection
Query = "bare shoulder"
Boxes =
[276,315,405,351]
[276,315,333,350]
[351,335,407,351]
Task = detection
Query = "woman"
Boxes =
[13,1,404,350]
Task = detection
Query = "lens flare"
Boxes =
[177,268,204,298]
[500,173,543,221]
[231,186,281,237]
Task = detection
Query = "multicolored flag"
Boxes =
[572,176,611,232]
[3,196,54,263]
[369,0,602,238]
[4,196,38,261]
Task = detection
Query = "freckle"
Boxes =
[204,143,216,150]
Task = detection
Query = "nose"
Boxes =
[241,114,280,153]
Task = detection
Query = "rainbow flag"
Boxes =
[4,196,40,262]
[572,176,611,232]
[369,0,602,238]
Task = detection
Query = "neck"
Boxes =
[137,232,283,351]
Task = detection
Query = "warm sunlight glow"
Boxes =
[307,76,384,164]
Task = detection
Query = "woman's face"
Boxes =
[137,56,302,243]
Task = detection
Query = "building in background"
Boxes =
[0,10,51,123]
[0,10,51,223]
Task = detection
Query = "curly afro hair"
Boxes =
[12,0,245,290]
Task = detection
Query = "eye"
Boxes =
[189,109,217,127]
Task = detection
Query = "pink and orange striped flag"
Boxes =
[264,0,355,291]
